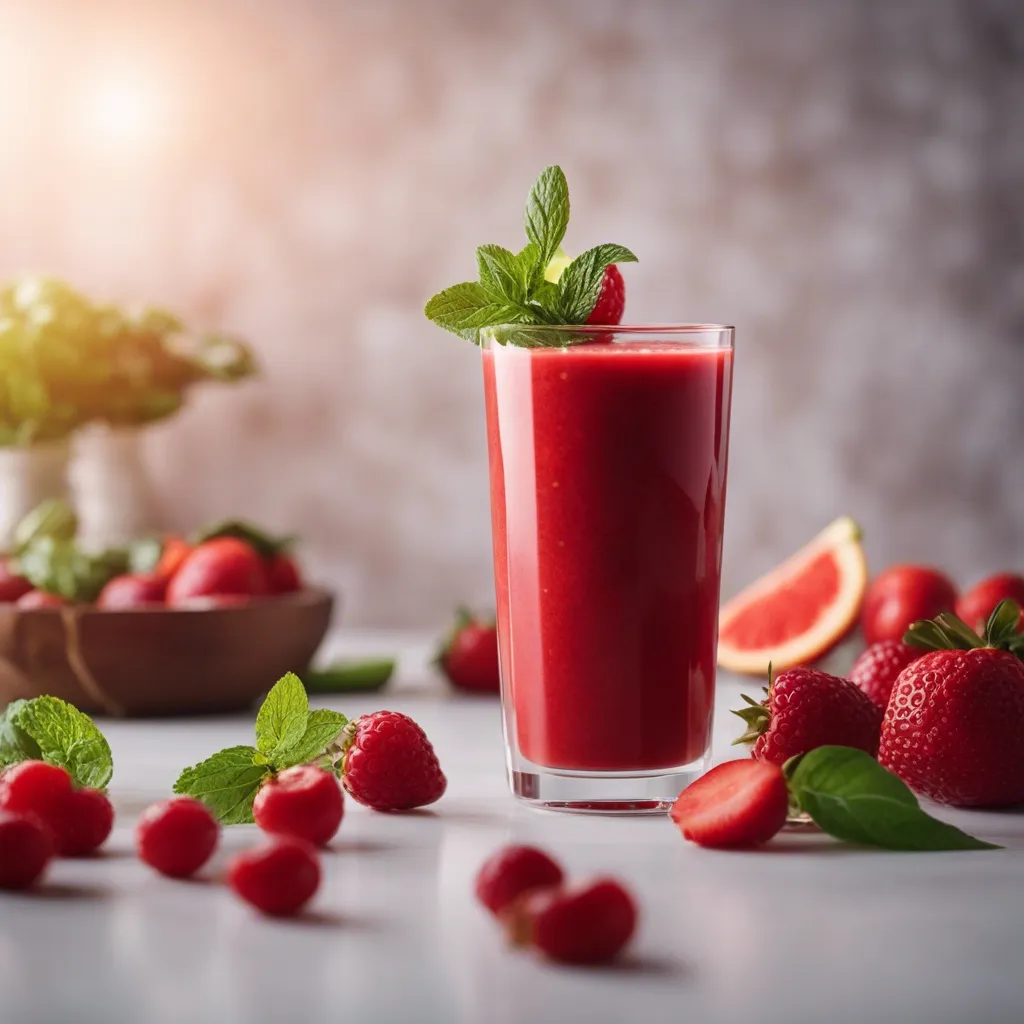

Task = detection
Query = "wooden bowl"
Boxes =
[0,588,335,717]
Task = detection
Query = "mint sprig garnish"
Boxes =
[173,672,348,824]
[424,165,637,343]
[785,746,999,852]
[0,696,113,790]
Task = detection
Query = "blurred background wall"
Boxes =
[0,0,1021,626]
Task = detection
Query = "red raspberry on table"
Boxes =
[733,667,883,764]
[253,765,343,847]
[586,265,626,326]
[512,878,638,965]
[136,797,220,878]
[669,759,789,849]
[0,761,113,856]
[341,710,447,812]
[228,837,321,917]
[0,811,54,890]
[438,608,500,694]
[475,845,565,916]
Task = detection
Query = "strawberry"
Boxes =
[155,536,192,582]
[166,537,268,606]
[669,759,789,849]
[586,264,625,326]
[879,600,1024,807]
[437,608,500,694]
[733,667,883,764]
[861,565,958,646]
[956,573,1024,633]
[0,559,33,604]
[96,573,167,610]
[847,640,923,710]
[265,553,303,595]
[340,711,447,811]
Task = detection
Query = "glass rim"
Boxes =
[486,323,734,334]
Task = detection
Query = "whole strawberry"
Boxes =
[733,667,883,764]
[879,600,1024,807]
[586,265,626,326]
[438,608,500,694]
[847,640,923,709]
[341,711,447,811]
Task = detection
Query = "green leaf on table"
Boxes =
[787,746,1000,852]
[556,243,638,323]
[524,165,570,268]
[304,659,396,694]
[273,708,349,771]
[173,745,271,825]
[0,699,42,767]
[254,672,309,759]
[12,696,113,790]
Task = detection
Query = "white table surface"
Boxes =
[3,629,1023,1024]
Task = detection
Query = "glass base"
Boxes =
[509,753,711,815]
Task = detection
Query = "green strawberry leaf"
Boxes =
[272,708,349,770]
[173,745,271,825]
[787,746,1000,852]
[11,696,113,790]
[193,519,295,558]
[556,243,638,323]
[524,165,570,268]
[254,672,309,759]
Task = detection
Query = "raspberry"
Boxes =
[228,837,321,917]
[585,265,626,326]
[513,878,638,964]
[475,845,565,916]
[342,711,447,812]
[0,811,54,889]
[136,797,220,878]
[0,761,113,857]
[62,788,114,857]
[253,766,343,847]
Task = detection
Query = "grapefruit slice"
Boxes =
[718,517,868,675]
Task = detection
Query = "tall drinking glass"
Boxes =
[481,324,735,813]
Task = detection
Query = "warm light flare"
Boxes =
[75,68,170,151]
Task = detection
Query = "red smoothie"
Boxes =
[484,339,733,772]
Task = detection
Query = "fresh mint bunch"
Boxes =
[424,165,637,343]
[0,696,113,790]
[173,672,348,824]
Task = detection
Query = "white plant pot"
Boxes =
[0,441,72,553]
[72,427,160,551]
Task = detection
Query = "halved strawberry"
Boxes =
[669,760,789,849]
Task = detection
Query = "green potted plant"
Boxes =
[0,277,256,550]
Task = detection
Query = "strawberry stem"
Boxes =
[905,600,1023,658]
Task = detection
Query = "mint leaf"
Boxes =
[0,700,42,767]
[524,165,570,268]
[273,708,348,770]
[173,745,270,825]
[788,746,1000,852]
[127,536,164,574]
[556,244,638,323]
[12,696,113,790]
[255,672,308,759]
[424,282,524,341]
[16,537,125,602]
[305,659,395,694]
[477,245,527,304]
